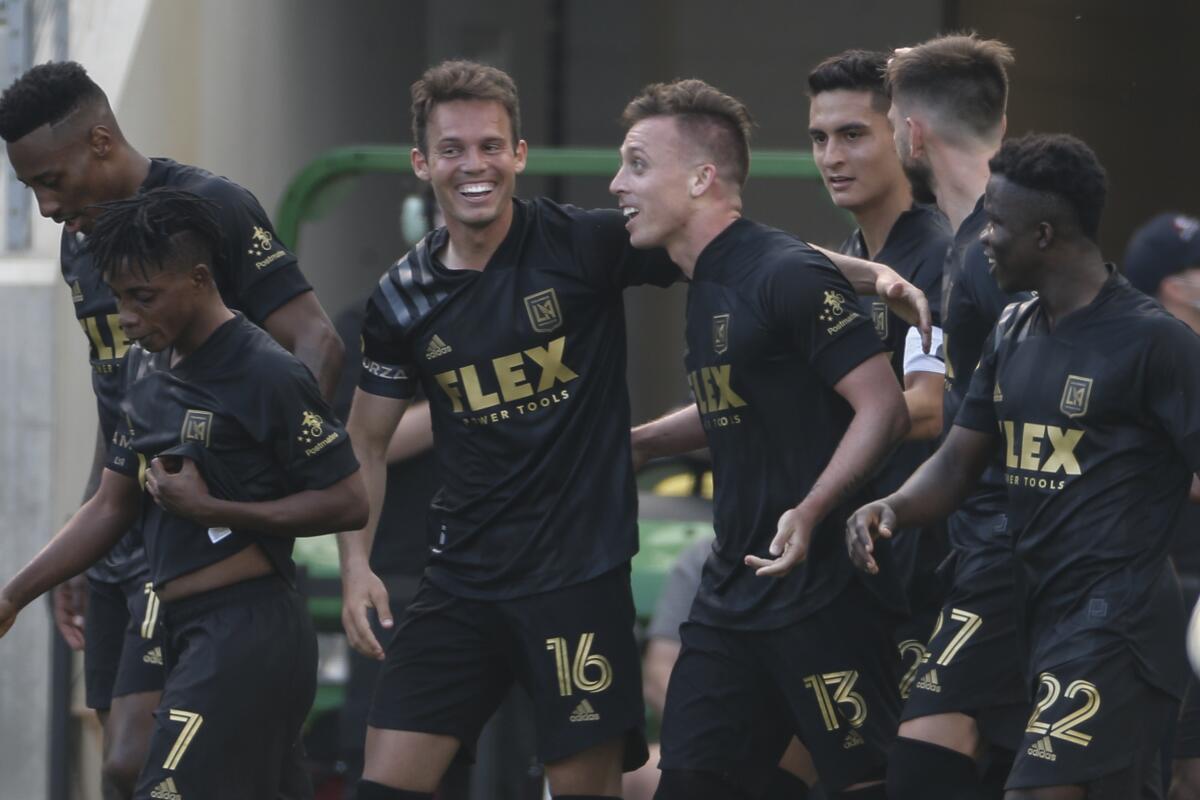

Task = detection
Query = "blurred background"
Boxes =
[0,0,1198,797]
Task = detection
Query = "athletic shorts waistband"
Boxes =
[159,573,290,627]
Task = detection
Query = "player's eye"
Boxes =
[845,130,861,140]
[811,134,826,145]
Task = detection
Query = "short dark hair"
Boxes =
[0,61,108,142]
[86,188,225,282]
[887,34,1013,141]
[411,60,521,153]
[807,50,890,114]
[988,133,1108,241]
[621,79,754,187]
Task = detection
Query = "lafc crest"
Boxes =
[180,409,213,447]
[712,313,730,354]
[1059,375,1092,418]
[871,301,888,339]
[524,288,563,333]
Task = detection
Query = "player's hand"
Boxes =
[146,457,213,523]
[0,594,18,640]
[845,500,897,575]
[746,506,815,577]
[52,575,87,650]
[340,563,392,660]
[876,272,931,353]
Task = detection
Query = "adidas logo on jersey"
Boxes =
[1027,736,1056,762]
[842,728,865,749]
[569,699,600,722]
[143,646,163,666]
[150,777,182,799]
[915,669,942,693]
[425,335,452,359]
[71,281,84,303]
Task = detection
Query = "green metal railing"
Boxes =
[276,145,820,248]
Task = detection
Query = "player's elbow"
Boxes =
[337,470,370,531]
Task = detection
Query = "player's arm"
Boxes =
[262,291,344,402]
[338,390,410,659]
[0,469,139,638]
[747,353,909,576]
[846,425,994,574]
[815,246,932,352]
[630,405,707,471]
[385,399,433,464]
[901,324,945,441]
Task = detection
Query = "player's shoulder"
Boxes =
[526,196,628,249]
[151,158,254,204]
[1111,278,1198,343]
[368,228,463,333]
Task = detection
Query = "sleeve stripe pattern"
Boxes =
[377,236,455,330]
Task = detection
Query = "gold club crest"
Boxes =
[247,226,274,257]
[712,313,730,354]
[1060,375,1093,418]
[819,290,848,323]
[297,410,325,444]
[524,288,563,333]
[871,301,888,339]
[180,409,213,447]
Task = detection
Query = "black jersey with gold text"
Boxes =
[956,271,1200,697]
[65,157,312,583]
[106,315,359,588]
[358,198,679,600]
[685,218,886,630]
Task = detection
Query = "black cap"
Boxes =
[1124,213,1200,295]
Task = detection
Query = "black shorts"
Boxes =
[368,565,647,770]
[658,579,901,793]
[894,591,942,703]
[1177,676,1200,759]
[133,576,317,800]
[1007,648,1176,793]
[84,575,165,710]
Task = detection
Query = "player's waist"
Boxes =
[158,571,292,628]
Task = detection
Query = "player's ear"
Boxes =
[907,116,924,159]
[190,262,214,289]
[411,147,431,182]
[87,124,115,159]
[690,163,717,198]
[513,139,528,175]
[1036,221,1054,250]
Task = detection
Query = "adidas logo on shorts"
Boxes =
[914,668,942,693]
[1027,736,1056,762]
[842,728,865,749]
[150,777,182,799]
[569,699,600,722]
[143,646,163,666]
[425,334,452,360]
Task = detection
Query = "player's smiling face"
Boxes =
[107,259,207,352]
[982,175,1041,293]
[809,90,906,213]
[7,124,112,235]
[412,99,527,234]
[610,116,697,250]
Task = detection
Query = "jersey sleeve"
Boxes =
[105,412,140,478]
[206,179,313,324]
[954,323,1001,434]
[358,278,419,400]
[765,251,883,387]
[260,358,360,491]
[1145,319,1200,474]
[573,208,681,291]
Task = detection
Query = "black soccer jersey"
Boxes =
[956,270,1200,697]
[64,158,313,583]
[106,315,359,588]
[359,198,679,600]
[684,218,885,630]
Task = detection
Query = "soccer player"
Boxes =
[0,188,367,798]
[865,34,1030,798]
[807,48,952,691]
[849,132,1200,798]
[0,61,342,797]
[616,79,911,800]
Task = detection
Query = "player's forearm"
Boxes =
[814,247,897,296]
[632,405,707,462]
[3,485,134,609]
[796,395,909,525]
[293,318,344,402]
[887,426,993,527]
[336,436,390,574]
[902,375,944,441]
[199,472,368,538]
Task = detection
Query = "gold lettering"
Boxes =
[492,352,533,402]
[1003,420,1019,468]
[524,336,579,392]
[708,364,747,408]
[688,372,709,414]
[1042,426,1083,475]
[434,370,464,413]
[1020,423,1045,472]
[460,364,500,410]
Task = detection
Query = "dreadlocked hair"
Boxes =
[86,188,225,282]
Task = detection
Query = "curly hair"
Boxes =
[988,133,1108,241]
[411,60,521,154]
[86,188,226,283]
[0,61,107,142]
[806,49,890,113]
[621,79,754,187]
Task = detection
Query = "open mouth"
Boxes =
[828,176,854,190]
[458,182,496,201]
[622,206,640,220]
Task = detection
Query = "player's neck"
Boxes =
[669,206,742,279]
[930,145,995,232]
[852,183,912,260]
[170,303,237,365]
[110,146,152,200]
[440,202,515,271]
[1037,248,1109,328]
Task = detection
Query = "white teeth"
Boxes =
[623,206,639,218]
[460,183,495,196]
